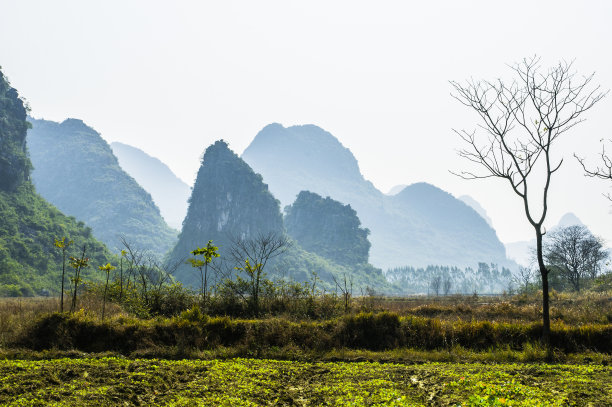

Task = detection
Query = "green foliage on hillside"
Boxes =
[268,244,392,294]
[0,69,114,296]
[0,183,113,296]
[285,191,371,266]
[27,118,177,254]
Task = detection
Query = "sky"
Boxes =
[1,0,612,245]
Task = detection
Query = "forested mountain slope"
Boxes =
[27,118,177,255]
[0,70,113,296]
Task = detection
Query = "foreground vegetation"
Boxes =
[2,290,611,356]
[0,357,610,406]
[1,290,610,405]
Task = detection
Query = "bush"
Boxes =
[339,312,401,350]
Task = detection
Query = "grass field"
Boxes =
[1,292,610,405]
[0,357,610,406]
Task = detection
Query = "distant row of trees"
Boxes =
[386,263,513,295]
[514,224,608,293]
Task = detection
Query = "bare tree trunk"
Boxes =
[535,229,550,348]
[102,271,109,319]
[119,257,123,302]
[60,249,66,313]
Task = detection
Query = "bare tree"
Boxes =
[544,225,607,291]
[229,232,290,316]
[514,265,534,293]
[443,276,452,296]
[430,275,442,296]
[332,273,353,313]
[576,143,612,201]
[119,237,181,307]
[451,57,606,346]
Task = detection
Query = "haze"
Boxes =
[1,0,611,246]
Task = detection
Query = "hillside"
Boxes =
[168,140,392,292]
[458,195,494,228]
[111,142,190,230]
[0,69,114,296]
[27,118,177,255]
[242,123,511,270]
[167,140,285,285]
[285,191,371,267]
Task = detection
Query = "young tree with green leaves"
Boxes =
[69,245,89,313]
[99,263,116,319]
[54,237,73,312]
[188,240,220,305]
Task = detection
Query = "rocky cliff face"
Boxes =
[167,140,284,284]
[181,139,284,242]
[285,191,370,267]
[0,71,30,191]
[27,118,177,255]
[242,123,512,270]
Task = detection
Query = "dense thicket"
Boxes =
[27,118,177,254]
[0,69,114,296]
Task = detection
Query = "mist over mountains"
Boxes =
[27,118,177,255]
[242,123,512,271]
[111,142,190,230]
[167,140,390,291]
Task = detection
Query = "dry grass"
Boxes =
[0,294,125,347]
[357,291,612,324]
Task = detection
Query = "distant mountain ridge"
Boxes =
[111,142,190,229]
[386,185,408,196]
[168,140,392,292]
[242,123,512,270]
[0,69,114,296]
[27,118,177,255]
[458,195,494,228]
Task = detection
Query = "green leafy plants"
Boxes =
[68,246,89,313]
[98,262,116,319]
[188,240,219,304]
[53,237,73,312]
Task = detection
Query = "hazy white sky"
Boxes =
[1,0,612,244]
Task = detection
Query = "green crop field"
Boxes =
[0,357,610,406]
